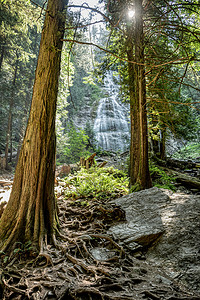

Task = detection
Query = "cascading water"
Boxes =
[93,72,130,152]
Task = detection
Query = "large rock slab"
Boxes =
[109,187,168,249]
[109,187,200,293]
[146,190,200,293]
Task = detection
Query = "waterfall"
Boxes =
[93,72,130,152]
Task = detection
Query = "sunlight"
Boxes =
[128,9,135,18]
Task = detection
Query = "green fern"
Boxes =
[64,166,129,201]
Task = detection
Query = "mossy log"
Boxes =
[154,156,199,170]
[167,169,200,190]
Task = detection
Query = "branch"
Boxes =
[67,4,123,28]
[148,98,200,110]
[62,39,138,65]
[30,0,52,19]
[62,39,189,69]
[67,4,111,24]
[65,20,104,30]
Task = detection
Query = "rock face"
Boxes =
[109,187,200,293]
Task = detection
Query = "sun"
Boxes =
[128,10,135,18]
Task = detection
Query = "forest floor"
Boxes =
[0,166,200,300]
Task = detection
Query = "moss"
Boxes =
[150,161,176,191]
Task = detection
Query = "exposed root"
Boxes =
[1,191,199,299]
[35,252,54,267]
[2,278,26,296]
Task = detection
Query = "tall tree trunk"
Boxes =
[127,0,152,191]
[0,42,5,71]
[16,101,30,163]
[16,75,35,162]
[0,0,67,254]
[160,127,166,160]
[16,31,40,162]
[5,59,18,169]
[9,113,13,163]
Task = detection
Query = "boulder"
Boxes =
[56,163,79,178]
[109,187,200,293]
[109,187,168,250]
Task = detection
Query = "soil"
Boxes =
[0,171,200,299]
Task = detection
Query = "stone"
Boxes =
[90,247,116,261]
[109,187,168,248]
[109,187,200,292]
[56,164,71,178]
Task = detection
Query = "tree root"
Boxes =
[35,252,54,267]
[1,192,199,300]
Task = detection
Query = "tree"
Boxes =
[126,0,152,190]
[0,0,67,254]
[100,0,199,187]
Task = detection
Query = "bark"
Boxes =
[0,0,67,254]
[16,76,34,162]
[9,114,13,163]
[80,153,96,169]
[127,0,152,191]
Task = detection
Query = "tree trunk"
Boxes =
[16,74,34,162]
[0,42,5,71]
[160,127,166,160]
[9,113,13,163]
[0,0,67,254]
[127,0,152,191]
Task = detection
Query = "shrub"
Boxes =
[64,166,129,201]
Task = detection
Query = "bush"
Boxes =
[57,124,92,164]
[64,166,129,201]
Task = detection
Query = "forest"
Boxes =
[0,0,200,299]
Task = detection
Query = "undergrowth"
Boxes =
[150,161,176,191]
[63,166,129,201]
[172,142,200,160]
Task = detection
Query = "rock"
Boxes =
[56,164,71,177]
[146,191,200,293]
[109,187,168,248]
[56,163,79,178]
[109,187,200,293]
[90,247,116,261]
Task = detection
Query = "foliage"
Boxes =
[57,123,92,164]
[0,0,42,155]
[67,42,103,116]
[150,161,176,191]
[63,166,129,201]
[172,142,200,160]
[98,0,200,160]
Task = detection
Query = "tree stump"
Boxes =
[80,153,96,169]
